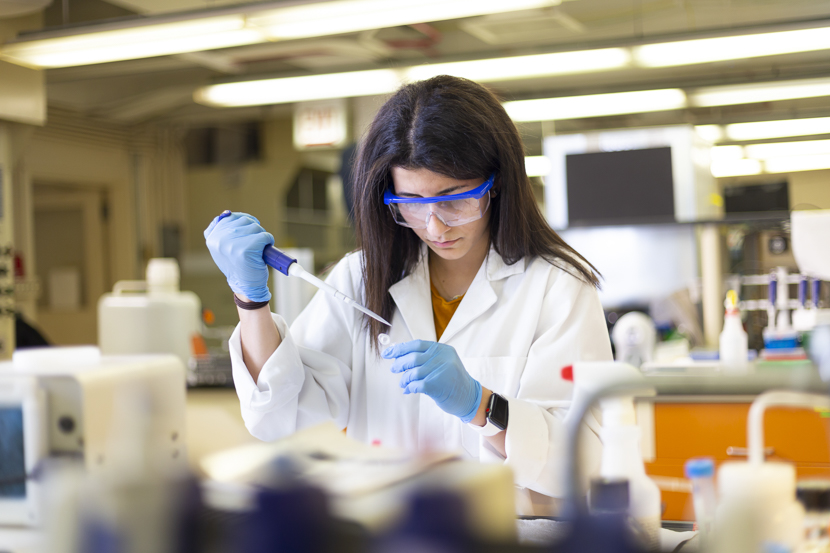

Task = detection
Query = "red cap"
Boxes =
[561,365,574,382]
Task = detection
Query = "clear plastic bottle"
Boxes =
[685,457,717,548]
[720,290,749,371]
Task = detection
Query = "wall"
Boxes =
[790,169,830,210]
[17,109,187,345]
[182,117,304,327]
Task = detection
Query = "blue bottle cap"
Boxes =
[685,457,715,478]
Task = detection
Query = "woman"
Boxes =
[204,75,612,515]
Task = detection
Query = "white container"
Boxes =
[720,291,748,371]
[98,259,201,366]
[714,462,804,553]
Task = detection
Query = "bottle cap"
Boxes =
[797,480,830,511]
[590,478,630,512]
[685,457,715,479]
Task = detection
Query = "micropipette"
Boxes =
[215,211,391,327]
[263,246,391,327]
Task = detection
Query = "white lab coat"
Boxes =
[229,245,613,515]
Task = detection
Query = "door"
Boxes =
[33,184,109,345]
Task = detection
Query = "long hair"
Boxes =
[352,75,600,347]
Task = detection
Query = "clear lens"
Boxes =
[390,194,490,229]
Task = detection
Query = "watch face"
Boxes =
[487,393,509,431]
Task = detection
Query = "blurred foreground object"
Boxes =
[200,422,517,544]
[0,346,186,534]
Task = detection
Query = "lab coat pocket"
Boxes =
[460,356,527,458]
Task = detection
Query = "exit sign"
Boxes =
[293,99,348,150]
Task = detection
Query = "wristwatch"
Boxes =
[473,392,509,436]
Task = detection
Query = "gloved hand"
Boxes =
[204,212,274,303]
[382,340,482,423]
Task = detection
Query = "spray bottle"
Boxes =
[719,290,748,371]
[563,362,661,552]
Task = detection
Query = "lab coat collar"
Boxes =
[388,244,526,343]
[485,245,527,282]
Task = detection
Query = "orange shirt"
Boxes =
[430,281,464,340]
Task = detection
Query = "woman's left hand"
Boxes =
[382,340,482,423]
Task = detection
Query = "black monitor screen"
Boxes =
[565,146,675,226]
[723,182,789,213]
[0,407,26,498]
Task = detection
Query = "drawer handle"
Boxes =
[726,446,774,457]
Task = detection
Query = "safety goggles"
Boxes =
[383,174,495,229]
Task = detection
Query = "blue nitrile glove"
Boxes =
[382,340,482,423]
[204,212,274,302]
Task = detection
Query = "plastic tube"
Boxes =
[685,458,717,544]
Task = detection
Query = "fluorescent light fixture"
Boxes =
[710,145,744,163]
[503,89,686,122]
[250,0,562,40]
[197,48,632,107]
[765,154,830,173]
[695,125,724,143]
[1,0,566,69]
[406,48,630,82]
[634,26,830,68]
[691,78,830,107]
[710,158,762,178]
[1,15,262,68]
[525,156,552,177]
[195,69,402,107]
[724,117,830,141]
[744,139,830,159]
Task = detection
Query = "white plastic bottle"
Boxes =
[719,289,748,371]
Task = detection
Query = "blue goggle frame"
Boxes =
[383,173,495,205]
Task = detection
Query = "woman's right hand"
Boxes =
[204,212,275,303]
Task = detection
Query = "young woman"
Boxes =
[204,75,613,515]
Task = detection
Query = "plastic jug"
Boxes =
[98,259,201,366]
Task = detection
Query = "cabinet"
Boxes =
[644,400,830,521]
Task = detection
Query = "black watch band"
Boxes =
[485,392,509,431]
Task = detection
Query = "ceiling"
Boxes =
[7,0,830,145]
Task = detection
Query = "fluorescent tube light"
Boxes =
[525,156,552,177]
[503,89,686,122]
[691,78,830,107]
[405,48,630,82]
[724,117,830,141]
[695,125,724,143]
[765,154,830,173]
[634,27,830,68]
[1,15,261,68]
[710,158,762,178]
[251,0,562,40]
[195,69,402,107]
[1,0,565,69]
[710,145,744,163]
[196,49,631,107]
[744,139,830,159]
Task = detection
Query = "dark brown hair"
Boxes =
[352,75,600,347]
